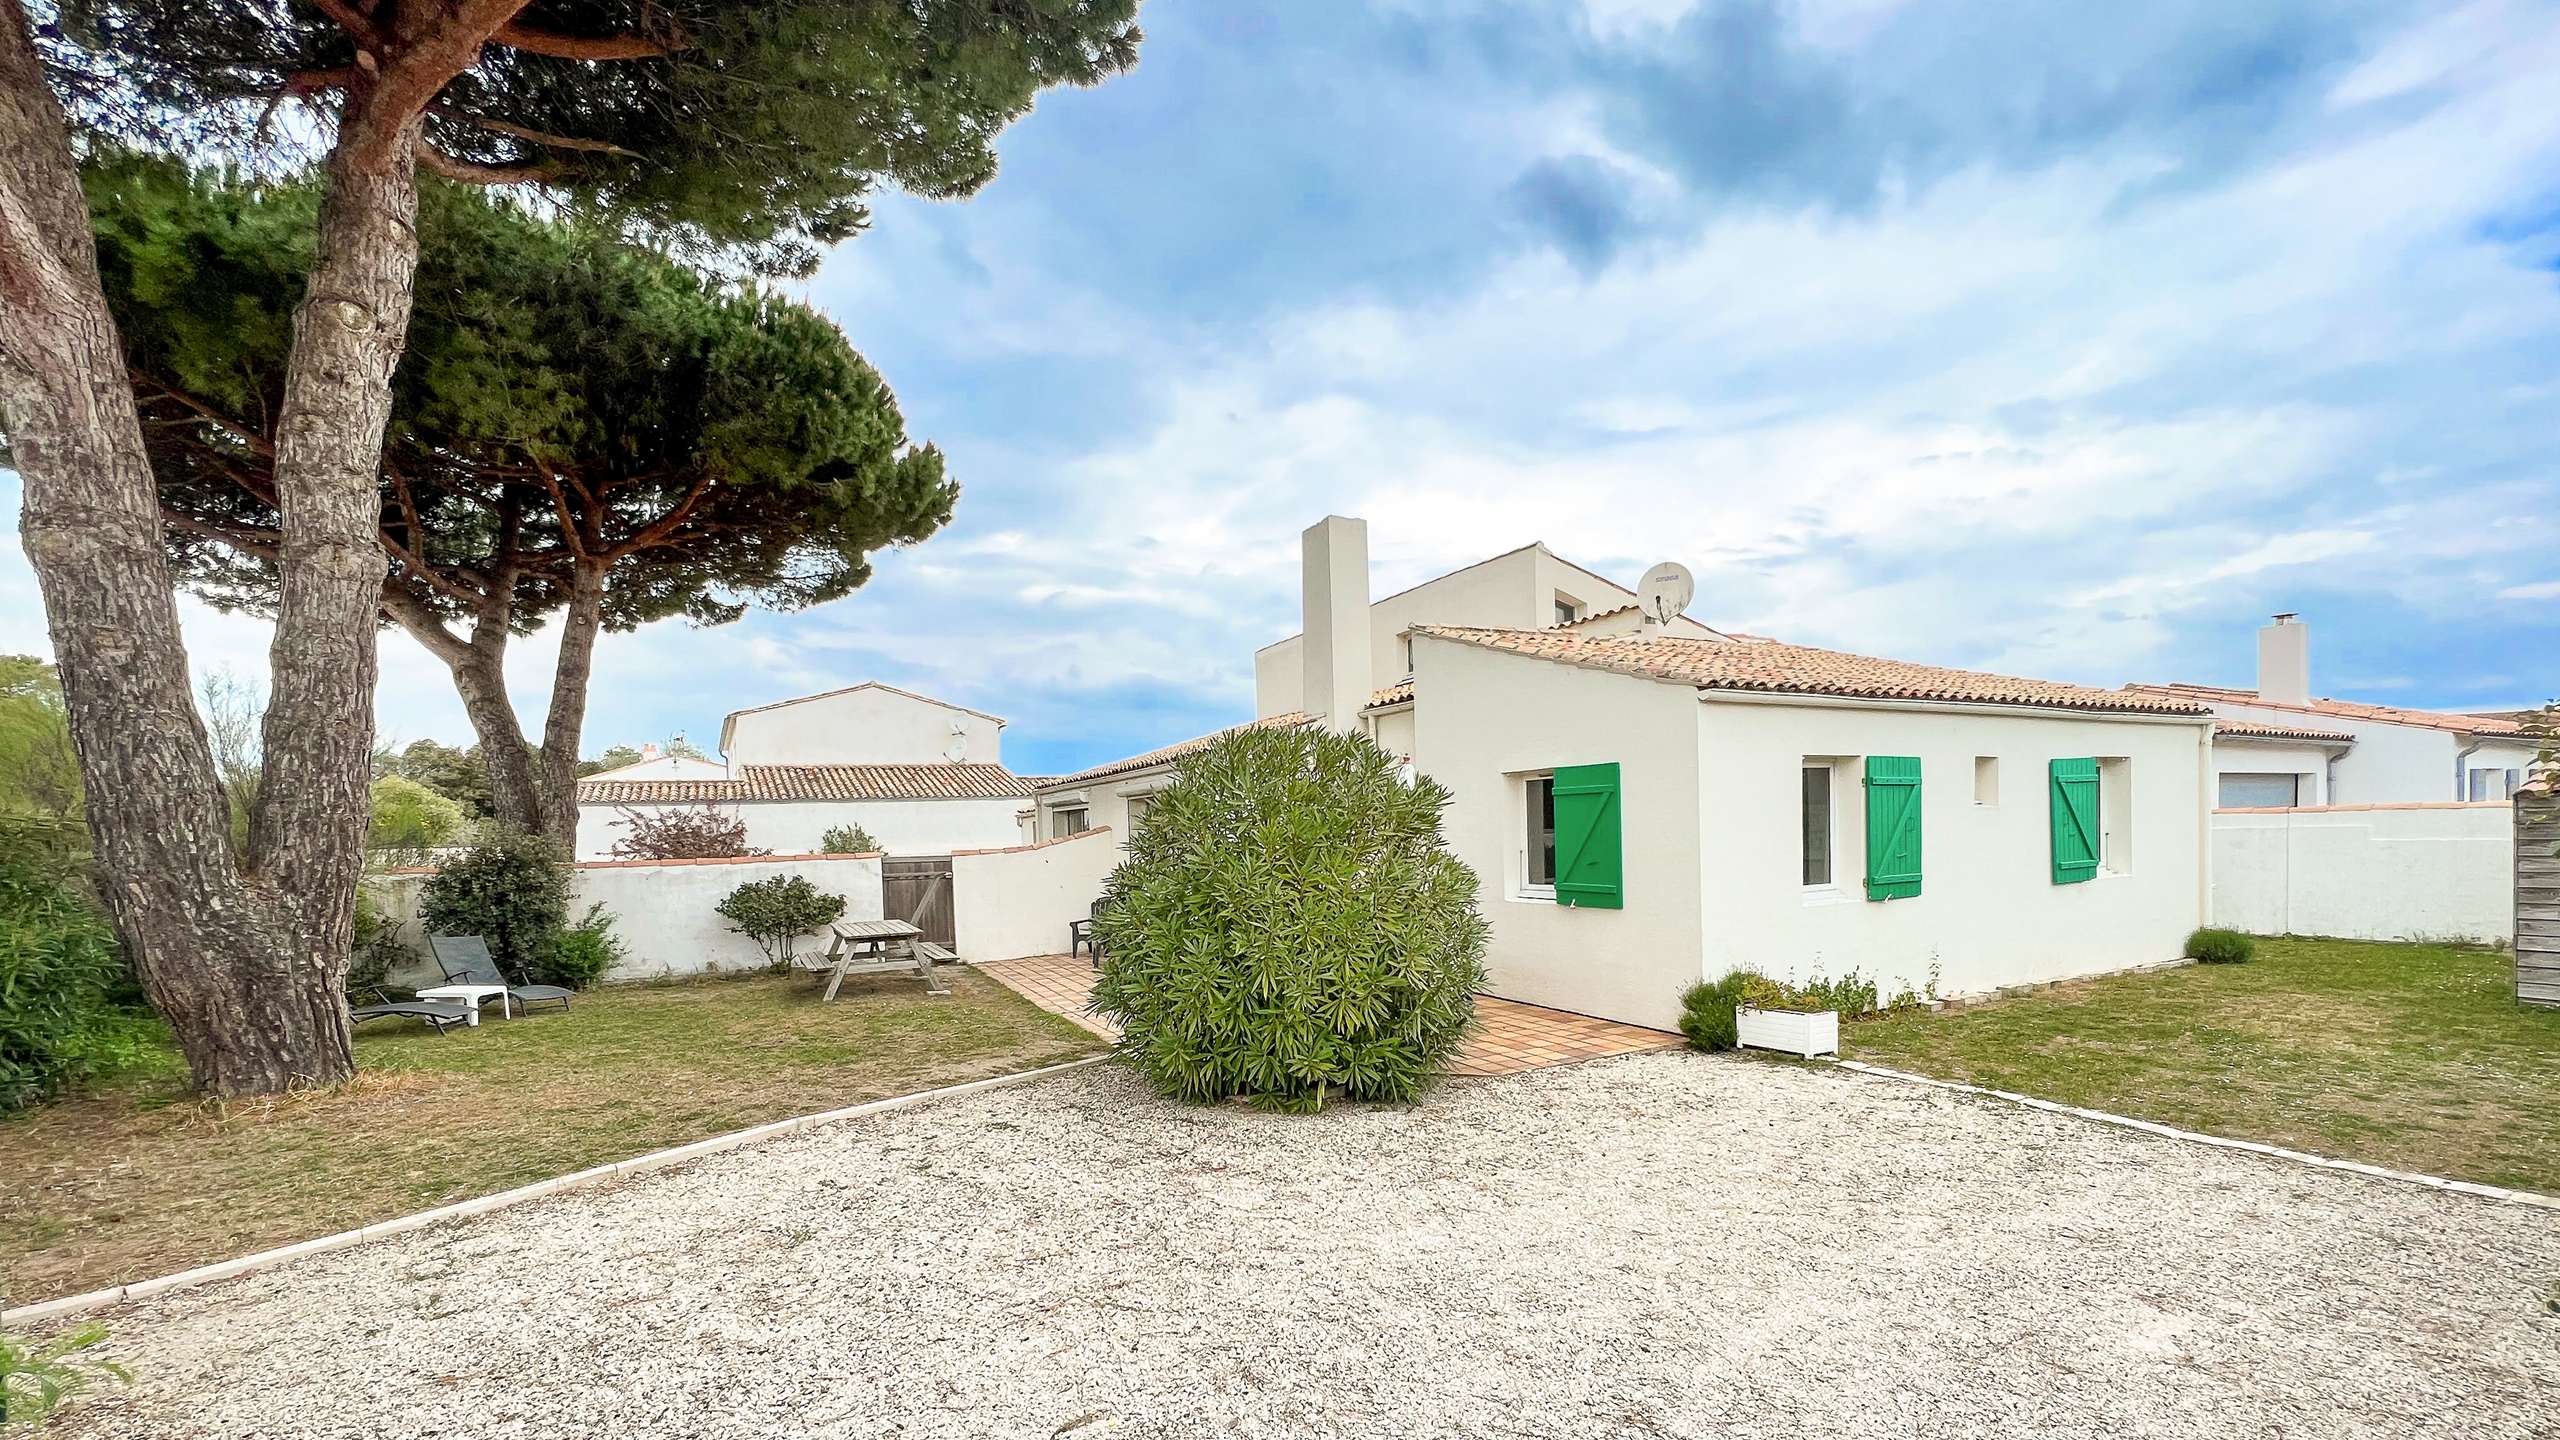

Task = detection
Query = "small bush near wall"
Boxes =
[819,823,880,855]
[418,827,571,980]
[0,826,156,1111]
[542,903,628,988]
[2185,927,2256,965]
[1678,972,1758,1051]
[716,875,846,966]
[1092,726,1489,1112]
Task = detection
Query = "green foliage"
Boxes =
[1678,971,1755,1052]
[818,823,880,855]
[416,828,570,980]
[2185,927,2257,965]
[347,884,413,1001]
[375,740,493,819]
[715,877,846,966]
[1091,726,1489,1112]
[1720,967,1891,1017]
[579,745,645,778]
[96,153,958,649]
[368,776,466,859]
[0,845,152,1113]
[1,1322,130,1429]
[47,2,1142,277]
[0,656,81,816]
[540,904,627,990]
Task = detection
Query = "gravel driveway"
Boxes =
[58,1052,2560,1439]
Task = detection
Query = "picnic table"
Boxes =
[804,917,954,1001]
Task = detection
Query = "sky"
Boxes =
[4,0,2558,776]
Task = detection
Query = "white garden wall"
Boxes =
[2210,803,2513,943]
[574,797,1022,861]
[951,827,1118,962]
[373,853,885,985]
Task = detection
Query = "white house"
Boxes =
[575,682,1032,859]
[578,741,726,783]
[1038,516,2213,1028]
[2130,615,2539,807]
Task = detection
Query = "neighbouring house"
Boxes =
[579,740,726,783]
[574,682,1033,859]
[1036,515,2213,1027]
[2130,615,2541,807]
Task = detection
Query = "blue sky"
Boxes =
[5,0,2557,776]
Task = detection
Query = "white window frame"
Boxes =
[1050,806,1088,840]
[2097,757,2132,876]
[1801,761,1836,891]
[1553,592,1584,626]
[1517,770,1557,901]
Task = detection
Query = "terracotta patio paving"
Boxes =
[974,952,1680,1076]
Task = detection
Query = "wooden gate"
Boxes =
[2519,781,2558,1008]
[882,856,956,949]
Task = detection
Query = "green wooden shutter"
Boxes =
[1863,756,1922,900]
[1551,762,1624,909]
[2049,758,2100,885]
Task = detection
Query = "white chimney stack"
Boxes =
[1301,515,1373,734]
[2257,613,2310,704]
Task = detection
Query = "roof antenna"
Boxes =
[1637,562,1695,632]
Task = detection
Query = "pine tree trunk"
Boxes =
[535,563,609,844]
[446,641,547,835]
[0,1,345,1097]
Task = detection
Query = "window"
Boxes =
[1553,592,1583,626]
[1051,806,1087,839]
[1523,774,1556,892]
[2469,768,2520,801]
[1801,764,1834,887]
[2219,772,2300,808]
[2098,758,2132,874]
[1973,756,1999,807]
[1123,794,1152,829]
[1400,635,1414,674]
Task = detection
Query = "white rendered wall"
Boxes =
[1411,636,1708,1030]
[2210,803,2513,942]
[2208,740,2335,807]
[575,797,1025,860]
[372,853,886,984]
[1031,772,1170,862]
[580,753,728,782]
[1365,706,1416,765]
[2187,698,2530,804]
[951,827,1119,962]
[724,686,1002,766]
[1692,699,2210,1003]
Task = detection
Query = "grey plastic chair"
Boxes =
[429,934,575,1015]
[349,985,472,1034]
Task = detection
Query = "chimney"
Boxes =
[1301,515,1372,734]
[2257,613,2310,704]
[638,742,661,760]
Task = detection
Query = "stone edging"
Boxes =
[2,1055,1112,1333]
[1831,1058,2560,1210]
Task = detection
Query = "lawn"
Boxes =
[1844,936,2560,1193]
[2,968,1103,1308]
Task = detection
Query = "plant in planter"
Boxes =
[1731,972,1842,1058]
[717,876,847,967]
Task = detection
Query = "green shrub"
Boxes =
[416,827,570,980]
[2185,927,2256,965]
[539,903,625,988]
[1678,971,1759,1051]
[1091,725,1489,1112]
[1,1321,129,1427]
[0,848,151,1112]
[346,885,414,1000]
[367,774,466,861]
[715,875,846,966]
[818,823,880,855]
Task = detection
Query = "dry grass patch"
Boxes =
[2,968,1102,1307]
[1845,937,2560,1192]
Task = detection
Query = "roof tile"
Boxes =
[580,763,1033,805]
[1411,626,2210,717]
[2128,683,2528,737]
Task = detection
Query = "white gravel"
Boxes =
[56,1052,2560,1439]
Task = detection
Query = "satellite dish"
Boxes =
[1637,562,1694,627]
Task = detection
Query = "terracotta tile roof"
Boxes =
[1411,626,2211,717]
[2126,683,2528,737]
[2215,720,2355,744]
[580,763,1034,805]
[1367,680,1415,709]
[1043,713,1314,789]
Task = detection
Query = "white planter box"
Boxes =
[1735,1006,1839,1058]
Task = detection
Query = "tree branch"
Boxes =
[415,138,561,185]
[607,471,716,559]
[428,104,638,157]
[490,21,689,61]
[307,0,387,55]
[379,584,474,667]
[160,507,282,559]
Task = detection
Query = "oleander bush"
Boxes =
[2184,927,2256,965]
[1091,725,1488,1112]
[0,821,154,1112]
[818,823,880,855]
